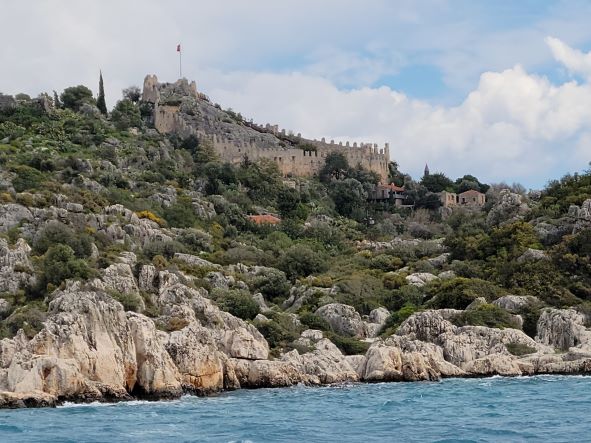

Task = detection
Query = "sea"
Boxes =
[0,375,589,442]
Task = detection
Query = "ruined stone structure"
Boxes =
[142,75,390,182]
[440,189,486,208]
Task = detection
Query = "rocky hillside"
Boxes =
[0,83,590,407]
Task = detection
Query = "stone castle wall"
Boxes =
[210,134,389,180]
[143,75,390,182]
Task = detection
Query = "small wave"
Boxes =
[59,398,180,409]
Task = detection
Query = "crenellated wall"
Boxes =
[143,75,391,182]
[210,134,390,181]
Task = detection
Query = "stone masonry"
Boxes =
[142,75,390,182]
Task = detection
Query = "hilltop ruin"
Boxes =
[141,75,391,182]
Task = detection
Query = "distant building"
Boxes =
[440,189,486,208]
[424,163,430,177]
[370,183,406,206]
[248,214,281,225]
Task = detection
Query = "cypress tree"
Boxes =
[97,71,107,115]
[53,90,61,109]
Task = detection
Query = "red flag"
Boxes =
[177,44,181,52]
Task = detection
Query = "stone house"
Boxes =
[440,189,486,208]
[370,183,406,206]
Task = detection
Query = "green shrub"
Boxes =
[33,221,92,258]
[425,278,506,310]
[278,244,328,280]
[215,289,260,320]
[254,311,303,349]
[40,244,91,287]
[110,291,143,312]
[60,85,95,111]
[2,303,47,338]
[326,332,370,356]
[143,240,186,260]
[249,269,290,301]
[383,285,423,312]
[111,99,141,130]
[299,312,331,331]
[163,196,197,228]
[11,165,44,192]
[371,254,403,272]
[452,304,521,329]
[382,304,418,335]
[506,342,537,356]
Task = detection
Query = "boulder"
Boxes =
[0,238,34,294]
[535,309,591,351]
[315,303,367,338]
[517,248,547,263]
[486,189,529,226]
[463,354,524,376]
[101,263,139,295]
[405,272,438,287]
[173,253,221,270]
[165,323,224,394]
[492,295,538,313]
[369,307,390,325]
[281,338,358,384]
[0,204,33,232]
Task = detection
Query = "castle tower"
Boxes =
[424,163,430,177]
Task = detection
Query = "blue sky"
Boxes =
[1,0,591,188]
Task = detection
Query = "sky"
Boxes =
[2,1,591,188]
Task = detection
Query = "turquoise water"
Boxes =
[0,375,589,442]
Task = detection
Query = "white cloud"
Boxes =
[546,35,591,78]
[200,39,591,187]
[2,3,591,187]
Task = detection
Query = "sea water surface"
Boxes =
[0,375,590,442]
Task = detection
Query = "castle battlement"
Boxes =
[143,75,391,182]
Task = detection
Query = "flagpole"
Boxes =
[179,47,182,78]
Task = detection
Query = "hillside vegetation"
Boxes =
[0,84,590,356]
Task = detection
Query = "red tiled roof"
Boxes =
[379,183,405,192]
[248,214,281,225]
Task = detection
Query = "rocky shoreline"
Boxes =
[2,274,591,409]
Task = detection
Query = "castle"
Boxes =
[141,75,391,182]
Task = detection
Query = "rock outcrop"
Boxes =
[315,303,367,338]
[3,282,591,408]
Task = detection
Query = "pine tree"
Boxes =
[97,71,107,115]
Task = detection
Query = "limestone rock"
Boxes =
[406,272,438,287]
[427,253,450,268]
[463,354,524,376]
[158,284,269,360]
[101,263,139,295]
[138,265,158,292]
[173,253,222,270]
[0,238,34,294]
[486,189,529,226]
[165,323,224,394]
[281,338,358,384]
[252,293,268,311]
[126,313,182,398]
[0,390,58,408]
[283,284,338,312]
[492,295,539,313]
[517,248,547,263]
[0,204,33,232]
[227,358,304,388]
[438,270,456,280]
[369,307,390,325]
[535,309,591,351]
[315,303,367,338]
